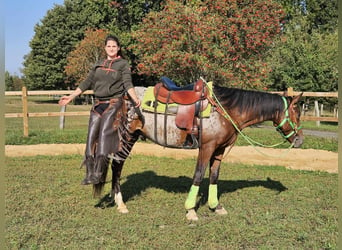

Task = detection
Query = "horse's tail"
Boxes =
[93,182,106,198]
[93,183,104,198]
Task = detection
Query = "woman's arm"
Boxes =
[58,87,83,106]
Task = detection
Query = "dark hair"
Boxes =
[105,35,124,58]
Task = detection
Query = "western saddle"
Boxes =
[153,77,209,148]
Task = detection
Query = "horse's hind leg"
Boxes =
[111,160,129,214]
[208,146,229,215]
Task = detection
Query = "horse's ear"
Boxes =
[291,92,303,105]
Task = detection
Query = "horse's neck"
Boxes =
[232,103,279,130]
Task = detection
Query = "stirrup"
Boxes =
[183,134,199,149]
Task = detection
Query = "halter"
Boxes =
[276,97,302,139]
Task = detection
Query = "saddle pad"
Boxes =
[141,82,213,118]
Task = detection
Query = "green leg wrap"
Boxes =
[184,185,200,210]
[208,184,219,209]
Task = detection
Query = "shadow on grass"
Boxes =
[95,171,287,208]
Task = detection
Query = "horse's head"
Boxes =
[274,93,304,148]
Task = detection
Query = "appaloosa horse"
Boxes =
[93,78,303,221]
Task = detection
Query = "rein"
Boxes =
[202,78,298,156]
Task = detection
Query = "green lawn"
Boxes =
[5,154,337,249]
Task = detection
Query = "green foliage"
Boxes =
[305,0,338,32]
[5,155,337,248]
[267,25,337,92]
[267,0,337,92]
[277,0,338,33]
[131,0,285,88]
[113,0,165,31]
[5,71,23,91]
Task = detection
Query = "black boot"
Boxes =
[81,109,101,185]
[92,155,110,185]
[81,156,96,185]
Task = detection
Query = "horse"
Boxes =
[93,79,304,221]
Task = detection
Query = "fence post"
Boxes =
[22,86,29,137]
[320,104,324,116]
[59,105,66,129]
[287,87,294,96]
[314,100,320,126]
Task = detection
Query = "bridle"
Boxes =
[275,97,302,139]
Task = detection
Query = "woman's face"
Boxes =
[105,40,120,59]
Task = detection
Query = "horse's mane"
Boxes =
[213,86,284,118]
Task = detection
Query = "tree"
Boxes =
[5,71,23,91]
[267,28,337,92]
[305,0,337,32]
[23,0,165,90]
[5,71,14,91]
[267,0,337,92]
[276,0,337,33]
[65,29,109,85]
[130,0,285,89]
[23,0,120,90]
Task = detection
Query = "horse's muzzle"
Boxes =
[292,135,304,148]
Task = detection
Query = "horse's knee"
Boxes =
[193,170,205,185]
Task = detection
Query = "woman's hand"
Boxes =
[58,95,73,106]
[134,99,141,108]
[58,88,82,106]
[127,88,141,108]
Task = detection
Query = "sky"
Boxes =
[5,0,64,76]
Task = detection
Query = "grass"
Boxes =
[5,154,337,249]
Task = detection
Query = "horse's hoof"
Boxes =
[186,209,198,221]
[117,205,129,214]
[215,205,228,215]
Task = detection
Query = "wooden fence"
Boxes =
[5,87,338,137]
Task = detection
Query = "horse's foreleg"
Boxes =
[184,148,212,221]
[111,161,129,214]
[208,147,227,215]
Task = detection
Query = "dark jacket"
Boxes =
[78,58,134,100]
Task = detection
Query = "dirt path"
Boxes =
[5,143,338,173]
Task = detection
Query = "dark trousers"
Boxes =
[81,98,123,185]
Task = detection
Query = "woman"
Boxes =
[59,35,141,185]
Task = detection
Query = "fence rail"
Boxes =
[5,87,338,136]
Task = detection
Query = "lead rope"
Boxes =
[201,77,295,158]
